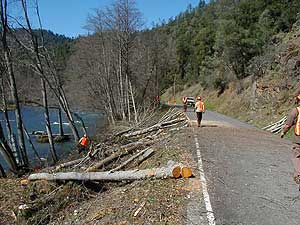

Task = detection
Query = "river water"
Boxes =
[0,106,105,170]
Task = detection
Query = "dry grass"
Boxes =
[0,178,26,225]
[39,131,192,225]
[0,110,193,225]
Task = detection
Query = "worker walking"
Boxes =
[182,96,188,112]
[78,134,89,153]
[281,94,300,190]
[195,96,205,127]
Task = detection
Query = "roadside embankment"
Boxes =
[0,107,198,225]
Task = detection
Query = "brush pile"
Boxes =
[27,108,191,182]
[262,116,287,134]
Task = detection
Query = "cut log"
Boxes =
[21,179,29,186]
[114,127,134,137]
[44,158,84,172]
[124,118,186,138]
[28,161,186,181]
[172,166,181,179]
[23,126,42,165]
[110,148,153,172]
[137,148,155,164]
[86,140,156,172]
[181,167,193,178]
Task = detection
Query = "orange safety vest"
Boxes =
[196,101,205,112]
[79,136,89,147]
[295,107,300,136]
[182,97,187,104]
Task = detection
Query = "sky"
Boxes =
[35,0,200,38]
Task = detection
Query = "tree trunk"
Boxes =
[129,81,138,124]
[86,139,156,172]
[73,113,87,136]
[20,0,79,144]
[0,0,28,166]
[0,122,18,173]
[41,78,58,163]
[52,157,86,171]
[58,107,64,136]
[124,118,185,138]
[119,47,126,120]
[0,163,6,177]
[58,100,79,143]
[110,148,154,172]
[23,126,42,165]
[28,161,183,181]
[1,83,20,165]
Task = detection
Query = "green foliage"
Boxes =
[152,0,300,93]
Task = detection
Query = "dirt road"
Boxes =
[185,108,300,225]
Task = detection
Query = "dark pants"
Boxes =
[77,144,87,154]
[183,104,187,112]
[196,112,203,126]
[292,144,300,178]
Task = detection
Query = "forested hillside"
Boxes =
[8,29,73,105]
[153,0,300,126]
[159,0,300,88]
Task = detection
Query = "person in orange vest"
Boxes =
[182,96,188,112]
[194,96,205,127]
[281,94,300,189]
[78,134,89,153]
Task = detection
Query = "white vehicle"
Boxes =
[186,97,195,107]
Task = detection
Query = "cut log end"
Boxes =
[172,166,181,178]
[181,167,193,178]
[21,179,29,186]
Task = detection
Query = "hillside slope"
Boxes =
[162,21,300,128]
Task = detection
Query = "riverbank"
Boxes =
[0,106,105,171]
[0,106,195,224]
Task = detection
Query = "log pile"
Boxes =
[28,108,191,182]
[262,116,287,134]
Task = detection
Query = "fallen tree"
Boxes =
[86,139,157,172]
[110,148,154,172]
[124,117,186,138]
[28,161,186,181]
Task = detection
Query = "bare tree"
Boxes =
[0,0,28,167]
[83,0,142,123]
[17,0,80,146]
[1,76,21,165]
[18,0,58,162]
[0,118,18,173]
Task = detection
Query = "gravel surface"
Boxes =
[185,109,300,225]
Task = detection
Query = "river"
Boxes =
[0,106,105,170]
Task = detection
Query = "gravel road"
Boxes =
[185,108,300,225]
